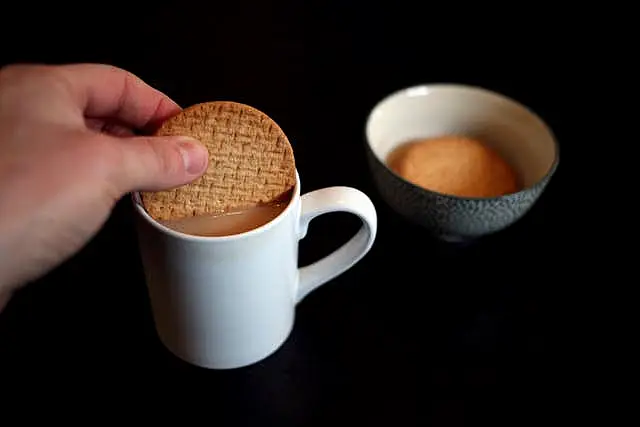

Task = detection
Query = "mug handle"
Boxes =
[296,187,377,303]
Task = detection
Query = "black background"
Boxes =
[0,2,573,424]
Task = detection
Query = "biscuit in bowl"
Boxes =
[387,136,519,198]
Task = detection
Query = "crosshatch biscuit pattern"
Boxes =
[141,101,296,221]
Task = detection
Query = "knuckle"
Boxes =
[94,134,122,166]
[89,134,125,186]
[141,137,185,177]
[85,134,121,178]
[0,64,70,107]
[0,63,52,84]
[0,64,29,91]
[0,63,29,80]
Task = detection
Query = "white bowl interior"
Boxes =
[365,85,557,188]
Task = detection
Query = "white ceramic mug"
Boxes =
[133,172,377,370]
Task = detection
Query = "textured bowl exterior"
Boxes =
[365,145,556,242]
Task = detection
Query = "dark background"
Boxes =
[0,2,573,424]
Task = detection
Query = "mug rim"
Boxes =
[364,83,560,201]
[132,171,301,242]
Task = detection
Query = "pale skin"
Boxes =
[0,63,209,312]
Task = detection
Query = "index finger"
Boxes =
[58,63,181,131]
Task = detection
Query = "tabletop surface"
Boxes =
[0,2,571,424]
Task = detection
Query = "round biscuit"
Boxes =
[388,136,519,198]
[141,101,296,221]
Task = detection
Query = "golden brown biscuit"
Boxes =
[387,136,519,198]
[141,101,296,221]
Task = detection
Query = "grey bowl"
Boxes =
[364,84,559,242]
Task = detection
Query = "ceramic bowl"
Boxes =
[365,84,559,242]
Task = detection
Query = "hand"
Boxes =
[0,63,209,309]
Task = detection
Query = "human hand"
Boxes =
[0,63,209,309]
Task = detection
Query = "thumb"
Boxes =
[110,135,209,193]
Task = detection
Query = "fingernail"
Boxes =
[177,138,208,175]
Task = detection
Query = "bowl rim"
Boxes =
[364,83,560,202]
